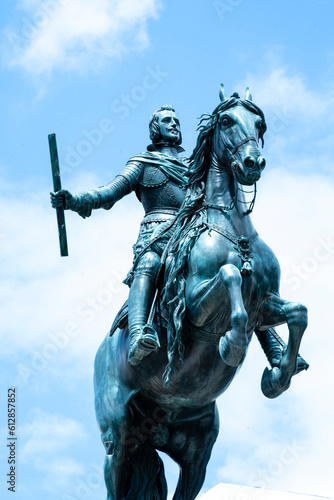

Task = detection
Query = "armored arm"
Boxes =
[67,160,143,218]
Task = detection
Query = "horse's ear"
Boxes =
[245,87,252,101]
[219,83,228,102]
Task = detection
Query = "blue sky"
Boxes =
[1,1,334,499]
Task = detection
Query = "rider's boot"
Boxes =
[127,273,160,366]
[255,328,283,368]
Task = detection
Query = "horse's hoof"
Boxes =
[219,335,247,367]
[261,367,291,399]
[128,327,160,366]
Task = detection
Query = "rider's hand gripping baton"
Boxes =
[48,133,68,257]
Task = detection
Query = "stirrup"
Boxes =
[128,325,160,366]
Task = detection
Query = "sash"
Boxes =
[127,151,189,186]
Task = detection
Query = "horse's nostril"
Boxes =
[257,157,266,170]
[244,156,256,168]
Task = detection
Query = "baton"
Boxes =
[48,133,68,257]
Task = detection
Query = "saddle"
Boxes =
[109,291,169,337]
[109,300,129,336]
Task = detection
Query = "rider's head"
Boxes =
[149,105,182,146]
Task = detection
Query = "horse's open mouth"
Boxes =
[246,171,261,184]
[233,163,261,185]
[237,169,261,185]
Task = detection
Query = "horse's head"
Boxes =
[211,85,267,185]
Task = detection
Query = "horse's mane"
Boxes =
[163,97,266,383]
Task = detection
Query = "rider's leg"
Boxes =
[255,328,283,368]
[128,250,161,365]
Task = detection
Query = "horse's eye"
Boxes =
[221,117,231,127]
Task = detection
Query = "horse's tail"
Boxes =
[126,441,167,500]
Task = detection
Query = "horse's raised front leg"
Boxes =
[257,293,308,398]
[187,263,249,366]
[218,264,249,366]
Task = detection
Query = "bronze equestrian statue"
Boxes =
[51,88,308,500]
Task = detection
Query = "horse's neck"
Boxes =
[205,163,256,236]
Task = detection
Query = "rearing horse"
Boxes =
[94,86,308,500]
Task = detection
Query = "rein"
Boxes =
[237,183,257,216]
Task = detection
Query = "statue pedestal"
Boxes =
[198,484,333,500]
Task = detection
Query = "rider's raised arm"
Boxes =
[65,159,143,218]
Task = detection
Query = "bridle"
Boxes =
[207,126,260,215]
[229,135,259,155]
[217,126,259,169]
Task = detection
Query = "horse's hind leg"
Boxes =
[257,293,308,398]
[102,414,131,500]
[160,403,219,500]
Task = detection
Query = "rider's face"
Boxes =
[157,110,181,144]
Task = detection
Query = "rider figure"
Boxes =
[50,105,188,365]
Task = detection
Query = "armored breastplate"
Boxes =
[139,165,169,188]
[137,164,185,213]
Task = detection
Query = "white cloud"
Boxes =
[18,409,102,494]
[0,179,142,384]
[238,63,334,178]
[243,66,330,119]
[2,0,162,74]
[20,408,88,460]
